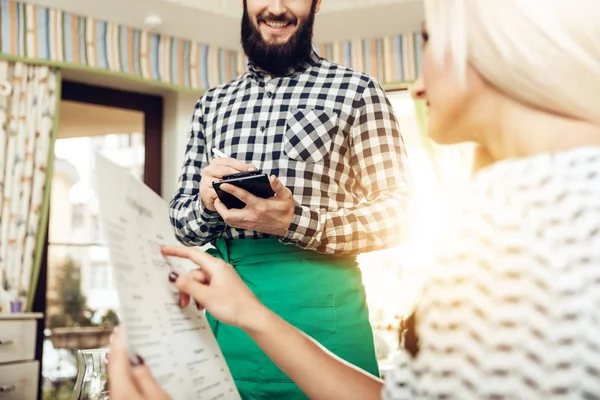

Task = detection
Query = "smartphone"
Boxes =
[212,170,275,209]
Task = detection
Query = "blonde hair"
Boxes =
[423,0,600,125]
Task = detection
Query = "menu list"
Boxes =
[94,154,240,400]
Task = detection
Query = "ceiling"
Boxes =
[25,0,423,50]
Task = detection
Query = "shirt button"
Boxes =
[266,92,273,98]
[260,126,266,132]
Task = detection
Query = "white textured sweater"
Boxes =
[384,147,600,399]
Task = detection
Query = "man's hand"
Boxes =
[200,158,256,211]
[213,175,295,237]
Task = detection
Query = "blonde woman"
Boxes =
[108,0,600,398]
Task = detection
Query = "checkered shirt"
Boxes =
[169,51,410,255]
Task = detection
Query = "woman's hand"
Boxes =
[108,329,170,400]
[161,246,266,330]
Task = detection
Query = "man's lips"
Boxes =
[261,20,294,29]
[257,14,297,30]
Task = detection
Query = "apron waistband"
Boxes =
[209,237,355,266]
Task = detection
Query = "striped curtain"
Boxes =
[0,61,58,313]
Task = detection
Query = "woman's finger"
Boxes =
[174,269,208,309]
[130,356,171,400]
[179,292,191,308]
[189,269,208,283]
[108,329,141,400]
[170,274,212,307]
[189,269,209,310]
[170,271,191,308]
[161,247,223,277]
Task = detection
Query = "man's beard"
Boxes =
[241,1,315,76]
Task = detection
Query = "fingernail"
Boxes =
[168,272,179,282]
[195,301,202,310]
[130,354,144,366]
[179,296,184,308]
[249,166,257,171]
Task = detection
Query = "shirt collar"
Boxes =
[247,49,321,80]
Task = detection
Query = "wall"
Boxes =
[162,91,200,199]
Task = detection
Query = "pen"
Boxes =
[212,148,229,158]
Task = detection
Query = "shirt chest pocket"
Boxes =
[284,108,338,164]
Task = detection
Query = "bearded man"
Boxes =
[169,0,410,398]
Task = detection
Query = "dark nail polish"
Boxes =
[195,301,202,310]
[168,272,179,282]
[130,354,144,366]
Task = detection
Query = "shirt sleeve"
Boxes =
[280,79,411,255]
[169,97,226,246]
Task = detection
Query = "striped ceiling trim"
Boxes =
[316,33,422,85]
[0,0,421,91]
[236,33,422,86]
[0,0,239,90]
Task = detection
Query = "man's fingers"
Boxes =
[269,175,290,198]
[213,198,229,216]
[202,165,240,179]
[108,329,140,399]
[200,187,218,201]
[161,247,221,276]
[219,183,259,207]
[213,158,256,172]
[213,197,249,228]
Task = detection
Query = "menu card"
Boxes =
[94,154,240,400]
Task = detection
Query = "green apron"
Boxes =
[206,237,379,399]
